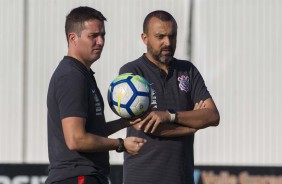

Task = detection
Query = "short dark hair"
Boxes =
[65,6,107,42]
[143,10,177,33]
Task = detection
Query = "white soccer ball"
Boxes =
[108,73,151,119]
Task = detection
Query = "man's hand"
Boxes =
[124,137,147,155]
[138,111,170,133]
[135,100,207,134]
[194,100,206,110]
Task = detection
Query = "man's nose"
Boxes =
[96,36,104,46]
[163,36,171,46]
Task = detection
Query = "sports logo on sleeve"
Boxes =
[92,88,103,115]
[178,75,190,92]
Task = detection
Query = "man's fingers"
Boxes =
[150,119,161,133]
[134,137,147,143]
[194,100,205,110]
[138,113,152,129]
[194,103,199,110]
[144,119,155,133]
[198,100,203,106]
[124,137,147,155]
[138,121,146,129]
[137,142,145,149]
[130,118,141,125]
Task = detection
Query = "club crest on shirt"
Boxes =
[178,75,190,92]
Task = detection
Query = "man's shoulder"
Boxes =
[171,58,194,71]
[173,58,193,66]
[55,57,84,75]
[124,56,144,66]
[51,59,87,85]
[120,56,144,73]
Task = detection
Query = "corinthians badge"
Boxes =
[178,75,190,92]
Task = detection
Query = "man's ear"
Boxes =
[68,32,77,46]
[141,33,148,45]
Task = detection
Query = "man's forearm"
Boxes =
[105,118,130,136]
[133,123,197,137]
[176,108,220,129]
[67,132,119,152]
[153,124,197,137]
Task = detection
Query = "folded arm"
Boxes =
[136,98,220,136]
[132,122,197,137]
[176,98,220,129]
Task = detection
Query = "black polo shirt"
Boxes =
[46,56,109,184]
[119,54,211,184]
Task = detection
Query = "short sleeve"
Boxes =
[119,63,136,75]
[55,72,89,119]
[190,65,211,104]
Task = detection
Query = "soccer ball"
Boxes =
[108,73,151,119]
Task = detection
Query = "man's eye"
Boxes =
[89,35,96,38]
[157,35,164,39]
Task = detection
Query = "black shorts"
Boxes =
[53,175,109,184]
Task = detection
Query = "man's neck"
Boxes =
[67,51,91,70]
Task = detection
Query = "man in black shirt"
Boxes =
[46,6,146,184]
[120,10,220,184]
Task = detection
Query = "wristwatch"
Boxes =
[116,138,126,153]
[167,109,176,123]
